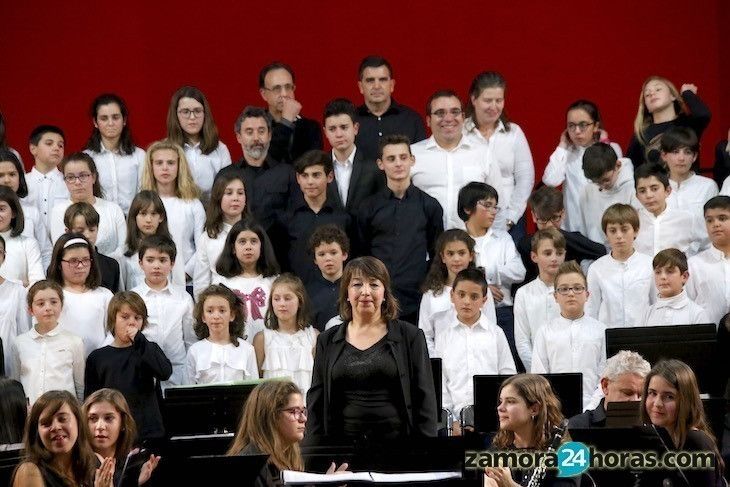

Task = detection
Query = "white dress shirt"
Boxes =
[193,223,231,299]
[84,145,145,214]
[531,313,607,409]
[25,167,69,230]
[13,324,85,404]
[186,337,259,385]
[160,196,206,279]
[333,147,356,206]
[59,287,113,356]
[0,230,44,286]
[50,197,127,259]
[513,276,560,371]
[586,250,654,328]
[667,173,718,233]
[471,229,526,306]
[418,286,497,357]
[213,274,277,344]
[464,119,534,228]
[641,290,709,326]
[411,135,503,230]
[720,176,730,196]
[542,142,622,232]
[133,280,195,387]
[635,206,707,257]
[578,159,641,246]
[434,310,516,416]
[0,279,30,377]
[183,141,232,197]
[686,245,730,324]
[20,200,52,268]
[122,250,185,291]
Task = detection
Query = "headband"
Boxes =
[63,238,89,249]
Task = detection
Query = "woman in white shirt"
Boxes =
[83,93,145,215]
[166,86,231,198]
[464,71,535,238]
[0,187,44,286]
[49,153,127,259]
[140,140,205,283]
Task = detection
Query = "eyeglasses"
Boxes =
[477,200,500,213]
[177,108,205,118]
[61,257,92,268]
[555,285,586,295]
[281,407,307,420]
[535,214,562,225]
[567,121,595,132]
[64,173,92,183]
[263,83,295,94]
[430,108,463,119]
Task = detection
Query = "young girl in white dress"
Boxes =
[0,235,30,378]
[253,274,318,396]
[0,187,44,286]
[214,218,280,344]
[185,284,258,384]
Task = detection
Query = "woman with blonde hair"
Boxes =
[140,140,205,283]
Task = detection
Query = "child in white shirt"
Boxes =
[514,228,565,371]
[643,248,709,326]
[13,280,84,404]
[0,187,44,286]
[24,125,69,229]
[532,261,607,410]
[0,235,30,377]
[586,204,654,327]
[132,235,195,387]
[434,268,516,434]
[186,284,258,384]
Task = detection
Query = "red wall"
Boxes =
[2,1,727,175]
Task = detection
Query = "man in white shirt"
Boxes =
[25,125,69,231]
[411,89,502,230]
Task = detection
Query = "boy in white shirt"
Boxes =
[579,142,639,246]
[131,235,194,387]
[458,181,526,368]
[434,267,516,434]
[586,204,654,327]
[634,163,706,257]
[532,261,606,410]
[662,127,718,225]
[686,196,730,324]
[514,227,565,371]
[642,248,708,326]
[24,125,69,231]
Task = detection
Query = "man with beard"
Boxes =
[215,106,299,231]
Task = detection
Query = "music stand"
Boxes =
[155,453,268,484]
[430,358,442,423]
[605,400,641,428]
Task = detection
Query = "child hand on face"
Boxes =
[126,323,139,343]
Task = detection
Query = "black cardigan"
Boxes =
[306,319,437,437]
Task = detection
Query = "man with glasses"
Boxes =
[354,56,426,160]
[258,62,322,163]
[411,90,502,230]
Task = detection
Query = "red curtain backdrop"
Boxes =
[1,0,727,176]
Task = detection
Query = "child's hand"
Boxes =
[94,457,115,487]
[484,466,516,487]
[325,461,349,474]
[489,285,504,303]
[559,130,570,149]
[680,83,698,94]
[138,454,161,485]
[127,324,139,343]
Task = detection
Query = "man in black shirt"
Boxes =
[259,62,322,163]
[355,56,426,160]
[215,106,299,231]
[356,135,443,324]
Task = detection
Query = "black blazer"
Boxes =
[306,319,437,437]
[568,399,606,429]
[327,148,385,214]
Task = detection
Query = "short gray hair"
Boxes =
[233,106,272,134]
[602,350,651,381]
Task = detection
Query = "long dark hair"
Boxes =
[124,190,171,257]
[166,86,220,155]
[216,218,279,278]
[85,93,136,155]
[421,229,476,294]
[47,233,102,289]
[0,148,29,198]
[0,378,27,444]
[205,173,248,239]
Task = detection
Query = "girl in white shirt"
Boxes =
[214,218,280,344]
[0,187,44,286]
[0,235,30,378]
[83,93,145,215]
[418,229,496,356]
[542,100,623,232]
[123,190,182,289]
[13,280,85,404]
[464,71,535,235]
[50,152,127,259]
[194,172,248,299]
[47,233,113,355]
[0,149,52,267]
[140,140,205,283]
[166,86,231,198]
[186,284,258,384]
[253,274,318,396]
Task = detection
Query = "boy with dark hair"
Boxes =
[131,234,194,387]
[306,224,350,331]
[357,134,443,324]
[25,125,68,229]
[642,248,707,325]
[322,98,384,212]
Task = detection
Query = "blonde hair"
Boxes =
[634,76,688,145]
[265,274,311,331]
[141,140,201,200]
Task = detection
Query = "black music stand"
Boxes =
[157,453,268,484]
[430,357,443,423]
[605,400,641,428]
